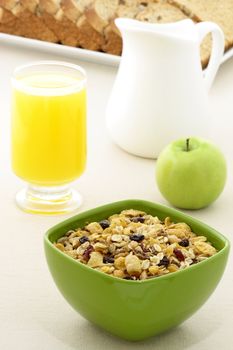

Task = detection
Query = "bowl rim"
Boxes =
[44,199,230,284]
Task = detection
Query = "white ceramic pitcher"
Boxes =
[106,18,224,158]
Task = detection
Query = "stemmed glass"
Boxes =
[11,61,87,214]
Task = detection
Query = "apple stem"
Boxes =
[186,138,190,152]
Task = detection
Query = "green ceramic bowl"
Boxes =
[44,200,230,341]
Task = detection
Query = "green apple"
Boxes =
[155,137,227,209]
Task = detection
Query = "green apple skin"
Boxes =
[156,137,227,210]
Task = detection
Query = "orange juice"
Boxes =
[11,73,86,186]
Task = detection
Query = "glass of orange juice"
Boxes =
[11,61,87,214]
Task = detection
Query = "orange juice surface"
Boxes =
[12,73,86,186]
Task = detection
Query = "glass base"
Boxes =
[15,184,82,215]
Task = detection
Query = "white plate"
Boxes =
[0,32,232,67]
[0,33,120,67]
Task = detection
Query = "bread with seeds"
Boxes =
[85,0,118,34]
[64,0,105,51]
[39,0,81,46]
[0,6,23,35]
[169,0,233,51]
[1,0,58,42]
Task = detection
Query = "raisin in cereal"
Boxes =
[54,209,217,280]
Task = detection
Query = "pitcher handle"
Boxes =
[197,22,225,91]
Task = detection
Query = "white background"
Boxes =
[0,41,233,350]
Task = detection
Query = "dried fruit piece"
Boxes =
[79,236,89,244]
[158,256,170,267]
[103,256,114,264]
[99,220,110,229]
[83,245,94,261]
[129,234,145,242]
[174,249,185,261]
[179,239,189,247]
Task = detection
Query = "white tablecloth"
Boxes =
[0,41,233,350]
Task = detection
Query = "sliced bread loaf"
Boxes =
[85,0,119,34]
[39,0,81,46]
[0,6,24,35]
[136,2,187,22]
[75,0,105,50]
[60,0,82,22]
[0,0,58,41]
[0,0,19,11]
[77,13,105,50]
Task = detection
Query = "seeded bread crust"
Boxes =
[60,0,82,22]
[0,6,24,35]
[16,1,58,42]
[1,0,59,42]
[77,13,105,50]
[136,2,187,22]
[0,0,18,11]
[59,0,105,50]
[169,0,233,51]
[102,24,122,55]
[39,0,81,46]
[85,0,119,34]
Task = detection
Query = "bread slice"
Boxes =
[0,6,24,35]
[136,2,187,22]
[55,9,81,46]
[62,0,105,49]
[0,0,57,41]
[73,0,105,50]
[0,0,19,11]
[102,24,122,55]
[39,0,81,46]
[9,0,58,42]
[169,0,233,51]
[77,13,105,50]
[85,0,119,34]
[40,0,105,50]
[60,0,82,22]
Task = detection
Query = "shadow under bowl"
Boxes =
[44,199,230,341]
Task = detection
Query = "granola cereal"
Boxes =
[54,209,217,280]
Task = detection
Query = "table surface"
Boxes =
[0,41,233,350]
